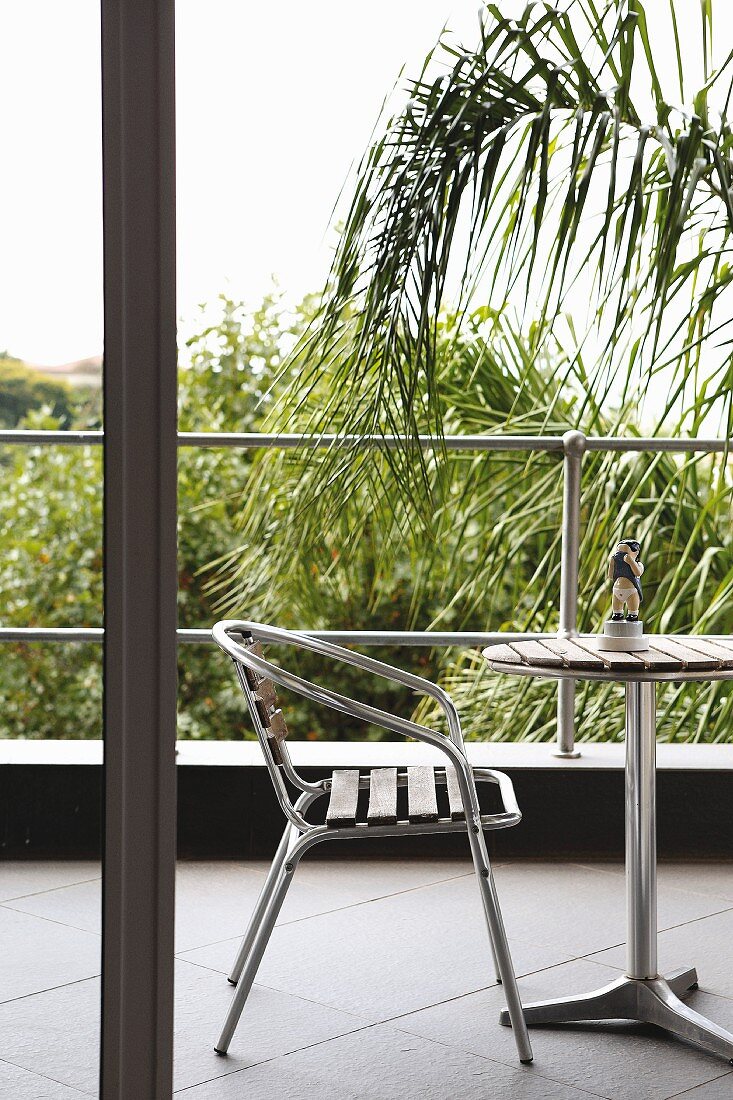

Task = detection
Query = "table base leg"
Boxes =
[500,966,733,1063]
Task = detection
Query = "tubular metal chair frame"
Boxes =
[212,619,533,1064]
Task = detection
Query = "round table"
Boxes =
[483,633,733,1063]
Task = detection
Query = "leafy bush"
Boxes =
[2,287,733,744]
[0,358,79,430]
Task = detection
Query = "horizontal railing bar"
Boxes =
[0,430,561,450]
[0,627,548,646]
[0,430,104,445]
[584,438,732,453]
[0,429,731,453]
[0,628,105,642]
[177,432,566,451]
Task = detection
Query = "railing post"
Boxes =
[556,430,586,758]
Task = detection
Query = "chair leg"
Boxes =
[484,910,502,985]
[478,866,533,1063]
[467,829,533,1064]
[215,860,296,1055]
[227,822,294,985]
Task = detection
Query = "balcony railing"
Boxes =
[2,426,731,757]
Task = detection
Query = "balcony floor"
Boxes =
[1,858,733,1098]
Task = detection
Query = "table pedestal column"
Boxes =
[625,681,657,980]
[500,680,733,1064]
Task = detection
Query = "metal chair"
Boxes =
[212,620,533,1064]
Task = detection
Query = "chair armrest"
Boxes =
[474,768,522,826]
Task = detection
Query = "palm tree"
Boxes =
[215,0,733,744]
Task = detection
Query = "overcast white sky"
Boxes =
[0,1,712,365]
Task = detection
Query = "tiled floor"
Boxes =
[1,859,733,1098]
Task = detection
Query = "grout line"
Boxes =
[379,955,621,1027]
[578,904,733,971]
[175,955,372,1025]
[269,870,477,931]
[0,1056,93,1096]
[664,1069,733,1098]
[384,1026,611,1100]
[0,974,99,1009]
[0,873,101,905]
[174,1018,608,1099]
[173,1021,382,1094]
[574,861,733,908]
[3,866,474,948]
[0,901,101,938]
[178,951,587,1039]
[173,873,477,956]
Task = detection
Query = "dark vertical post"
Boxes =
[100,0,177,1096]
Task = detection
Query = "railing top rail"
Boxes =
[0,428,731,453]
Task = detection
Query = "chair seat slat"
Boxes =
[367,768,398,825]
[326,770,360,827]
[444,766,466,821]
[407,766,439,823]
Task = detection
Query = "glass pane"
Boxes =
[175,0,477,752]
[0,2,103,1094]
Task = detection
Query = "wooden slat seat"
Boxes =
[367,767,398,825]
[407,766,439,823]
[326,769,360,827]
[445,765,466,821]
[325,765,481,829]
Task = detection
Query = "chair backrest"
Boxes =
[235,636,289,766]
[223,628,324,829]
[214,619,471,829]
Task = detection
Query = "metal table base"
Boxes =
[500,681,733,1063]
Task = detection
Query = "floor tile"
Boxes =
[0,1059,90,1098]
[6,860,732,1098]
[395,957,733,1100]
[0,907,100,1002]
[0,961,365,1094]
[0,862,100,903]
[590,910,733,998]
[488,862,731,958]
[179,874,573,1021]
[0,980,99,1095]
[5,861,472,952]
[4,865,340,951]
[174,959,365,1087]
[176,1022,600,1100]
[176,860,471,951]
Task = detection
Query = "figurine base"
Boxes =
[597,619,649,652]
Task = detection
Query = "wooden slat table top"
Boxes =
[482,636,733,682]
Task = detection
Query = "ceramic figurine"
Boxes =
[598,536,649,652]
[608,538,643,622]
